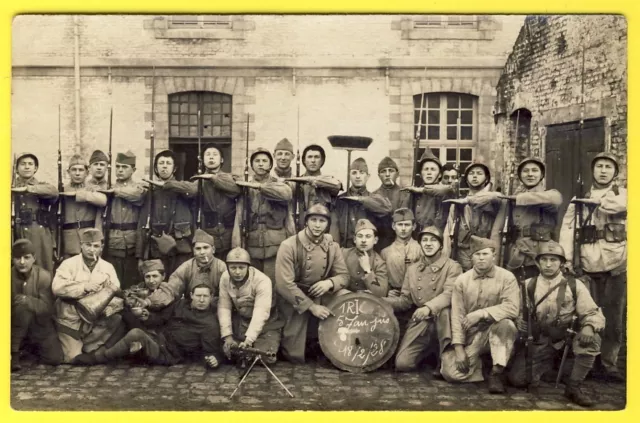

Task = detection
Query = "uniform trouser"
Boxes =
[101,328,176,365]
[395,319,437,371]
[57,314,124,363]
[587,271,626,371]
[103,249,139,290]
[507,334,601,387]
[441,319,518,383]
[251,257,276,287]
[229,314,282,365]
[11,305,63,365]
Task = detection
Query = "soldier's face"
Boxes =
[115,163,135,181]
[355,229,378,252]
[593,159,616,185]
[466,166,487,188]
[252,153,272,176]
[80,241,103,261]
[472,248,495,271]
[392,220,415,240]
[90,161,108,179]
[420,162,440,184]
[442,170,458,186]
[203,148,223,171]
[17,157,37,179]
[378,167,398,187]
[350,169,369,188]
[537,255,563,278]
[193,242,215,265]
[156,156,175,181]
[307,216,329,237]
[519,163,543,188]
[68,165,88,184]
[304,151,323,173]
[420,234,441,257]
[190,287,213,311]
[12,254,35,274]
[275,150,293,170]
[144,270,164,291]
[228,263,249,282]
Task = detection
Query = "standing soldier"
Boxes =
[137,149,195,276]
[58,154,108,259]
[381,208,422,296]
[440,236,520,394]
[272,138,295,179]
[189,144,242,260]
[335,158,392,249]
[233,147,294,284]
[87,150,110,189]
[441,162,460,187]
[383,226,462,372]
[372,156,411,250]
[341,219,389,297]
[507,241,604,406]
[11,152,59,273]
[98,151,146,290]
[275,203,350,364]
[559,152,626,383]
[499,157,563,281]
[443,160,503,271]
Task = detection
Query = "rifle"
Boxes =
[101,107,114,256]
[572,49,586,278]
[195,109,203,229]
[522,279,534,386]
[11,153,19,243]
[294,107,302,231]
[55,104,64,264]
[241,113,250,249]
[143,74,156,260]
[556,315,578,388]
[411,67,428,213]
[449,202,462,261]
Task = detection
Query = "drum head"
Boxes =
[318,292,399,373]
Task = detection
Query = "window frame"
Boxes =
[167,15,232,30]
[168,91,233,143]
[414,92,478,147]
[413,15,478,29]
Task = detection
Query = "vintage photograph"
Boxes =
[10,14,627,411]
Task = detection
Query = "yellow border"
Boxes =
[1,1,637,422]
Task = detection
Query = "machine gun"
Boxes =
[228,344,293,399]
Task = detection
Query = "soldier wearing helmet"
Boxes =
[11,152,60,273]
[384,224,462,373]
[218,248,284,365]
[443,159,503,271]
[498,156,563,281]
[507,241,605,406]
[559,151,626,383]
[233,147,295,285]
[275,203,350,364]
[137,149,196,276]
[341,219,389,297]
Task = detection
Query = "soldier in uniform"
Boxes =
[384,226,462,372]
[233,147,294,284]
[441,162,459,186]
[11,239,64,371]
[440,236,520,394]
[341,219,389,297]
[443,160,503,271]
[120,259,166,331]
[98,151,146,289]
[11,152,59,273]
[559,152,626,383]
[499,157,563,281]
[275,203,350,364]
[372,156,411,250]
[87,150,110,189]
[59,154,108,259]
[189,144,242,260]
[52,229,125,363]
[272,138,295,179]
[335,158,392,249]
[137,149,195,276]
[508,241,604,407]
[219,248,284,365]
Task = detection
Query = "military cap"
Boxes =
[80,228,104,243]
[192,228,215,246]
[302,144,326,166]
[392,207,415,223]
[418,225,443,244]
[16,152,39,169]
[351,158,369,174]
[89,150,109,165]
[141,259,165,275]
[226,247,252,265]
[517,156,545,179]
[378,156,399,173]
[418,149,442,173]
[250,147,274,168]
[591,152,619,177]
[354,218,377,235]
[274,138,294,153]
[469,235,496,255]
[535,241,567,262]
[115,150,136,167]
[12,239,35,258]
[68,154,88,169]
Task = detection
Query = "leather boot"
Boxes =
[11,354,22,372]
[564,381,595,407]
[72,352,97,366]
[488,373,506,394]
[603,368,625,384]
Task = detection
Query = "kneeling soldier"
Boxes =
[341,219,389,297]
[220,248,284,365]
[507,241,604,407]
[121,259,166,330]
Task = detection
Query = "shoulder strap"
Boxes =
[535,278,565,308]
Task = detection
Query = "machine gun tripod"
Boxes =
[228,345,294,399]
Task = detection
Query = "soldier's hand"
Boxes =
[515,317,528,333]
[308,280,334,298]
[131,307,145,318]
[563,262,575,275]
[387,289,401,298]
[239,340,254,349]
[97,188,115,195]
[223,336,239,359]
[454,347,470,374]
[571,197,601,206]
[309,304,333,320]
[412,306,432,322]
[190,174,214,181]
[235,180,261,189]
[204,355,220,369]
[140,309,150,321]
[137,259,145,276]
[498,194,517,201]
[142,178,165,187]
[13,295,29,306]
[462,311,484,332]
[84,280,103,293]
[577,325,596,347]
[60,191,77,197]
[400,186,422,193]
[358,252,372,274]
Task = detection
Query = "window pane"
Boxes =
[190,126,199,137]
[427,94,439,108]
[170,115,179,125]
[170,126,179,136]
[461,126,473,140]
[460,148,473,161]
[189,103,198,114]
[221,126,231,137]
[212,126,221,137]
[428,110,439,124]
[170,103,179,114]
[213,103,222,114]
[189,93,198,103]
[203,103,212,114]
[213,115,222,125]
[447,111,459,124]
[447,126,457,140]
[222,104,231,114]
[458,162,470,175]
[202,93,212,103]
[414,110,423,125]
[180,94,189,102]
[222,95,231,103]
[427,126,439,140]
[414,94,425,109]
[222,114,231,125]
[203,126,212,137]
[180,115,189,126]
[447,94,459,109]
[430,148,440,157]
[446,149,457,161]
[419,125,426,140]
[180,126,189,137]
[460,110,473,125]
[203,115,212,126]
[180,103,189,114]
[189,115,198,125]
[461,95,473,109]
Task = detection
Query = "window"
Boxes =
[168,15,231,29]
[414,92,476,143]
[413,15,478,29]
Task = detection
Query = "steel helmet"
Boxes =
[535,241,567,262]
[250,147,274,170]
[591,152,619,178]
[418,225,443,244]
[226,247,252,265]
[464,159,492,185]
[305,203,332,225]
[517,156,546,179]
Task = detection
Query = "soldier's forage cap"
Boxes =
[226,247,251,265]
[351,158,369,174]
[141,259,165,275]
[305,203,331,223]
[393,207,415,223]
[89,150,109,165]
[250,147,274,168]
[354,218,377,235]
[115,150,136,167]
[418,225,443,244]
[418,149,443,172]
[535,241,567,262]
[16,152,39,169]
[80,228,104,244]
[517,156,545,178]
[192,229,215,246]
[12,239,35,258]
[591,152,619,177]
[378,156,399,173]
[302,144,326,166]
[68,154,88,169]
[470,235,496,255]
[274,138,294,153]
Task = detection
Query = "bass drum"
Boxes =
[318,291,399,373]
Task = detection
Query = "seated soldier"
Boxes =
[219,248,284,365]
[341,219,389,298]
[52,228,125,363]
[121,259,166,330]
[440,236,520,394]
[74,284,223,370]
[11,239,64,371]
[507,241,604,407]
[384,226,462,372]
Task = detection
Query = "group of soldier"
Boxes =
[11,137,626,407]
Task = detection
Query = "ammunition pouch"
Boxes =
[604,223,626,243]
[529,223,553,242]
[578,225,598,244]
[18,209,34,226]
[151,232,177,255]
[173,221,193,254]
[151,223,169,238]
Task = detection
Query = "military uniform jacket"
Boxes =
[12,265,56,325]
[62,182,107,256]
[372,183,411,250]
[298,171,342,239]
[381,238,423,290]
[341,247,389,297]
[335,186,392,247]
[106,179,146,252]
[412,183,455,232]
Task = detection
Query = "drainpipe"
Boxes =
[74,16,81,151]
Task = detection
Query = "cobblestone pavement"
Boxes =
[10,359,626,411]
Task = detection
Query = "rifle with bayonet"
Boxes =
[411,68,428,213]
[11,153,19,243]
[241,113,251,249]
[571,49,586,280]
[55,104,64,264]
[294,107,302,231]
[195,110,204,229]
[499,162,516,268]
[101,107,114,256]
[143,91,156,260]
